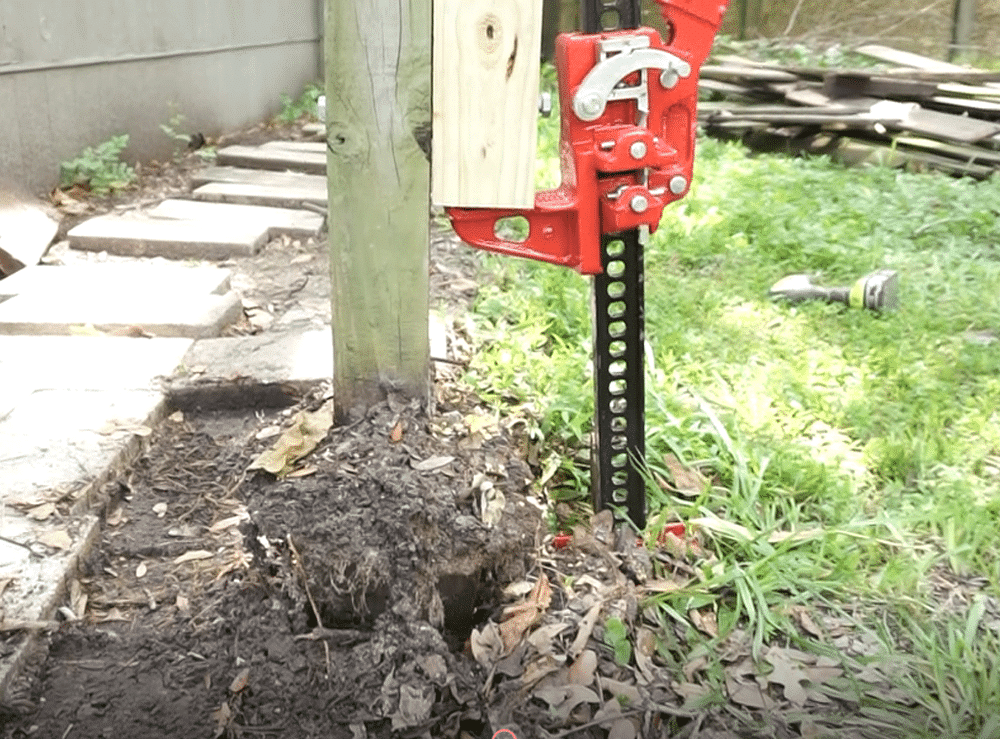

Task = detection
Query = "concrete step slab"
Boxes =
[0,191,58,277]
[192,181,327,208]
[0,289,242,338]
[261,140,326,155]
[68,214,269,260]
[191,166,326,189]
[216,144,326,174]
[0,385,171,702]
[302,123,324,136]
[0,335,193,394]
[167,328,332,410]
[147,199,323,239]
[0,261,232,298]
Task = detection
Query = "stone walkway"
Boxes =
[0,123,342,702]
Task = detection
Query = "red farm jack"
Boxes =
[446,0,729,529]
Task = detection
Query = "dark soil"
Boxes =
[1,387,542,739]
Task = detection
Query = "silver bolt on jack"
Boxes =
[629,141,648,160]
[630,194,649,213]
[539,92,552,118]
[574,92,605,121]
[669,175,687,195]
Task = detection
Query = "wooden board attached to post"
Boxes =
[432,0,544,208]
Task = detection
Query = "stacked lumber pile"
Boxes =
[698,44,1000,178]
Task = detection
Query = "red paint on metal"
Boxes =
[446,0,730,275]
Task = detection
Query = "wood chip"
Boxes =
[173,550,214,564]
[411,455,454,471]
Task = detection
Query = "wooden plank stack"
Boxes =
[698,44,1000,178]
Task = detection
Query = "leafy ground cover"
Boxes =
[461,68,1000,736]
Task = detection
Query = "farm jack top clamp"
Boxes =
[446,0,729,529]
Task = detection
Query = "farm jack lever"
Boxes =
[446,0,728,529]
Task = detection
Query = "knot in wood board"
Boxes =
[477,13,503,56]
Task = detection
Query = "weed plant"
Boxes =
[275,83,322,124]
[461,67,1000,735]
[59,134,136,195]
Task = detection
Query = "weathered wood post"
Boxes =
[325,1,432,422]
[950,0,977,61]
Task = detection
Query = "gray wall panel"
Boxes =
[0,1,321,193]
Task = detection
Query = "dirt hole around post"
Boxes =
[1,384,546,739]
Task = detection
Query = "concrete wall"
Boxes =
[0,1,322,194]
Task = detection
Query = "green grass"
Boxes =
[460,67,1000,736]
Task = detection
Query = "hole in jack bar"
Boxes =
[493,215,529,242]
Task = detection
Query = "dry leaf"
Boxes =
[683,655,708,682]
[672,681,710,702]
[470,622,504,666]
[106,507,125,526]
[765,648,809,706]
[168,410,185,423]
[567,649,597,686]
[533,684,600,722]
[38,529,72,550]
[641,578,685,594]
[209,515,247,533]
[211,701,233,738]
[176,593,191,615]
[392,683,434,731]
[570,602,603,658]
[480,487,505,528]
[503,580,535,598]
[248,400,333,477]
[27,503,56,521]
[602,678,641,706]
[526,622,568,655]
[174,550,214,564]
[768,528,823,544]
[136,562,148,578]
[153,502,168,517]
[498,573,551,653]
[725,674,775,709]
[608,717,638,739]
[786,605,823,637]
[634,627,658,683]
[285,465,317,478]
[689,515,753,542]
[521,655,563,689]
[99,607,128,622]
[411,455,455,472]
[689,608,719,637]
[229,667,250,693]
[663,453,708,496]
[389,420,404,443]
[255,425,282,441]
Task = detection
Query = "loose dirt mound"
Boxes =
[1,389,542,739]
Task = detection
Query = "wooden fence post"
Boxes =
[950,0,977,60]
[325,0,432,422]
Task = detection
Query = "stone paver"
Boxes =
[167,328,332,410]
[261,140,326,155]
[190,166,326,190]
[0,191,58,277]
[215,144,326,174]
[68,214,269,260]
[0,334,194,699]
[192,181,327,208]
[0,290,242,338]
[148,199,323,239]
[0,261,232,298]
